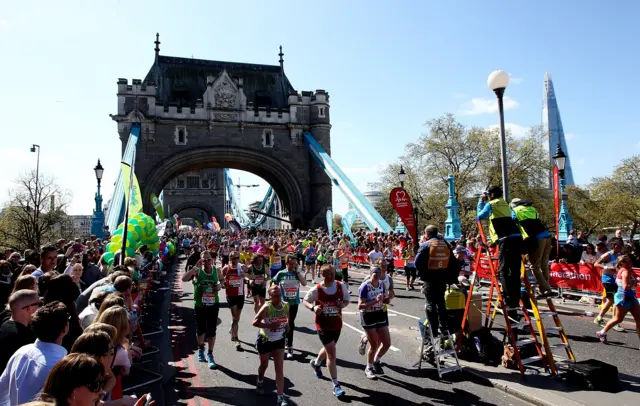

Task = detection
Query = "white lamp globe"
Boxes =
[487,70,510,90]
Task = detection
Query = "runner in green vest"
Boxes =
[182,250,221,369]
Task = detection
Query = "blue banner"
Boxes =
[342,210,357,241]
[326,210,333,236]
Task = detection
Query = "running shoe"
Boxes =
[593,317,606,327]
[235,340,242,350]
[197,347,205,362]
[256,380,265,395]
[596,331,608,344]
[207,353,217,369]
[358,335,368,356]
[613,324,625,332]
[286,347,294,360]
[364,366,376,379]
[310,359,323,378]
[277,395,289,406]
[372,360,385,375]
[333,385,346,397]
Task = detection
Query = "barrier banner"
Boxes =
[389,187,417,242]
[549,263,601,292]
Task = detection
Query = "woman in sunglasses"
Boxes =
[38,353,105,406]
[222,251,247,350]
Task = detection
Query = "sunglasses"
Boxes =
[22,300,43,309]
[85,378,105,393]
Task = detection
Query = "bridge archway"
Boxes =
[141,146,306,229]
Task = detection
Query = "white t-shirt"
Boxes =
[368,250,383,264]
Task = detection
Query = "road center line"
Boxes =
[386,308,421,320]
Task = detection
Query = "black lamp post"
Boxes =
[553,143,567,179]
[398,165,406,189]
[488,70,511,202]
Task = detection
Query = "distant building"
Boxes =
[162,169,225,226]
[69,215,93,238]
[248,198,290,229]
[542,72,575,186]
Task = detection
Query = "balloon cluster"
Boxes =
[102,213,161,265]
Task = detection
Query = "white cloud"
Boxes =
[0,20,7,26]
[462,96,519,115]
[509,74,523,84]
[487,123,529,138]
[565,132,577,140]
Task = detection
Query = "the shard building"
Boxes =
[542,72,575,186]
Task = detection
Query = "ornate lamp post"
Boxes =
[91,159,106,239]
[395,166,407,233]
[488,70,511,202]
[444,174,462,241]
[553,144,573,243]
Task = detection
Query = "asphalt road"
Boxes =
[163,261,529,406]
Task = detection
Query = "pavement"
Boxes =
[160,260,530,406]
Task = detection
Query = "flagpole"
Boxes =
[120,148,137,265]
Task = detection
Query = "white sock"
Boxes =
[374,356,381,363]
[366,363,373,369]
[599,329,606,335]
[314,357,322,365]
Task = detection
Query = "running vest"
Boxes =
[602,251,619,284]
[315,282,343,331]
[250,264,267,288]
[488,198,521,242]
[616,268,638,297]
[276,270,302,305]
[362,280,386,313]
[426,238,450,271]
[259,301,289,342]
[512,205,547,240]
[194,267,219,307]
[305,247,317,262]
[225,264,244,297]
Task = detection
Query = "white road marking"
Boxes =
[386,309,421,320]
[342,321,401,352]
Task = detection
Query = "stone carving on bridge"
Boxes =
[214,113,237,122]
[204,69,247,112]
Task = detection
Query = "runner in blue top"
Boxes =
[594,239,624,328]
[273,253,307,359]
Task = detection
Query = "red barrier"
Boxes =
[471,256,640,297]
[350,255,405,268]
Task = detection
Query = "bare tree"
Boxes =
[0,170,74,251]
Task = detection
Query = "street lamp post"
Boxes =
[91,159,106,239]
[488,70,511,202]
[553,144,573,243]
[30,144,40,247]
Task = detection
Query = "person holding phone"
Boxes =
[182,250,221,369]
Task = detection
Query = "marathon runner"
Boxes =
[247,253,269,313]
[273,253,307,359]
[181,250,221,369]
[594,238,625,332]
[253,284,290,405]
[223,250,247,350]
[303,263,349,397]
[357,264,392,378]
[303,241,317,281]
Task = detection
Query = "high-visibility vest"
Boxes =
[512,205,547,240]
[426,238,450,271]
[488,198,521,242]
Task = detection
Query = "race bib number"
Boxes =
[284,286,298,299]
[323,305,339,316]
[271,315,288,332]
[229,276,243,287]
[202,291,216,305]
[254,276,265,286]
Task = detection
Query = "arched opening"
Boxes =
[140,146,306,229]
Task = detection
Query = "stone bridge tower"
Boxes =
[110,35,332,229]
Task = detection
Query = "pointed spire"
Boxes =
[278,45,284,70]
[154,33,161,58]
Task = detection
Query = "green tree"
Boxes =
[0,171,73,251]
[374,114,552,233]
[332,214,343,233]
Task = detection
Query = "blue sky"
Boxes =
[1,1,638,216]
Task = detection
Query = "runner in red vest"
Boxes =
[303,263,350,397]
[223,250,247,350]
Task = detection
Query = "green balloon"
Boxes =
[110,234,123,245]
[106,243,119,253]
[103,252,114,265]
[112,228,124,236]
[125,247,136,258]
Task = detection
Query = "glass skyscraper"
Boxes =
[542,72,575,186]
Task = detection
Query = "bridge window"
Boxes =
[174,125,188,145]
[177,179,185,189]
[262,129,274,148]
[318,107,326,118]
[201,178,210,189]
[186,175,200,189]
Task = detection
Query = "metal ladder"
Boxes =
[457,221,546,376]
[521,267,576,374]
[417,314,462,378]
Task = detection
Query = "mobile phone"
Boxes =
[144,394,153,406]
